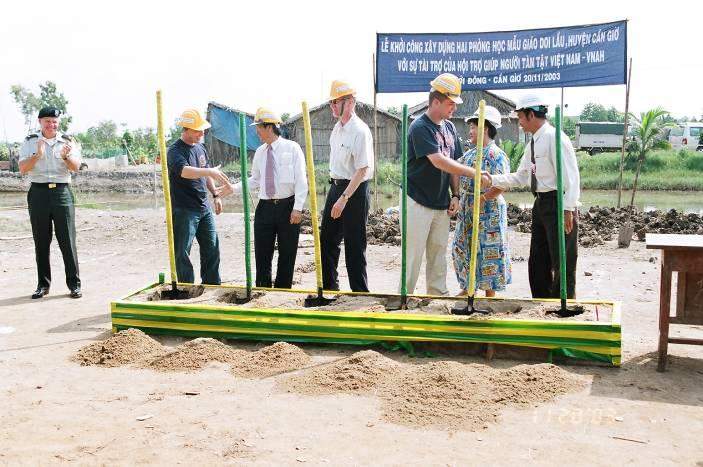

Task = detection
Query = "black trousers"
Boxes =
[528,192,578,299]
[320,180,369,292]
[254,197,300,289]
[27,183,80,290]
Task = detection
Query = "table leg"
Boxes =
[657,252,671,372]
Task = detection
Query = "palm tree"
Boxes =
[627,107,672,209]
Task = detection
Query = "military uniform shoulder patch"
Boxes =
[25,134,38,140]
[60,134,74,142]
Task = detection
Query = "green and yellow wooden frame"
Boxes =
[111,282,621,366]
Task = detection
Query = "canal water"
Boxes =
[1,190,702,215]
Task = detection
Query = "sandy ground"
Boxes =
[1,206,703,466]
[129,284,612,322]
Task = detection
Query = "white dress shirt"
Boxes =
[329,113,374,181]
[491,122,581,211]
[234,136,308,211]
[19,132,81,184]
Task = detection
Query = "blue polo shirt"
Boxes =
[407,113,463,210]
[167,139,210,211]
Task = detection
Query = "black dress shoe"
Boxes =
[31,287,49,299]
[69,288,82,299]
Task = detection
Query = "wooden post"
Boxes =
[657,250,671,371]
[617,58,633,208]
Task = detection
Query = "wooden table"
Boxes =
[646,234,703,371]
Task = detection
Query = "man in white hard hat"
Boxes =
[320,80,374,292]
[221,108,308,289]
[483,95,580,298]
[403,73,489,296]
[168,109,230,285]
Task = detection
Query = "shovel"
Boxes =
[452,100,490,316]
[156,90,189,301]
[160,281,190,300]
[549,105,584,318]
[301,101,336,308]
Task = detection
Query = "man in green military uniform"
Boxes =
[19,107,82,299]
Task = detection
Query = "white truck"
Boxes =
[669,122,703,151]
[575,121,625,155]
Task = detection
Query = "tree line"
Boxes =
[4,81,701,163]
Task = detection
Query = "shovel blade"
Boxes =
[160,289,191,300]
[547,304,585,318]
[303,295,336,308]
[451,305,490,316]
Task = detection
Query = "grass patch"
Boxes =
[578,149,703,190]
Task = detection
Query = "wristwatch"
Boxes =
[340,193,349,200]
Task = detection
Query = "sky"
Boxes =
[1,0,701,141]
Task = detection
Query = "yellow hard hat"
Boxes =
[176,109,211,131]
[329,80,356,101]
[430,73,463,104]
[250,107,282,126]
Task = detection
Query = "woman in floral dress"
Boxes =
[452,105,512,297]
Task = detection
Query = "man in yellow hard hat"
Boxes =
[167,108,230,285]
[219,108,308,289]
[321,80,374,292]
[403,73,489,296]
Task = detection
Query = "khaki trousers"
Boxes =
[401,196,450,295]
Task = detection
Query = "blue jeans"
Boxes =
[172,207,221,285]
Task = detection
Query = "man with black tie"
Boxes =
[483,95,581,299]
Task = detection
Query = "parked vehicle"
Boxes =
[669,122,703,151]
[575,121,625,154]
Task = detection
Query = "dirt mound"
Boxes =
[488,363,586,406]
[284,354,585,431]
[295,260,317,273]
[73,328,165,367]
[511,204,703,247]
[381,361,586,431]
[282,350,402,395]
[381,361,499,430]
[308,204,703,248]
[301,209,402,245]
[314,294,387,312]
[148,338,247,372]
[233,342,311,378]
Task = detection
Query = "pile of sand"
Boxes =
[75,331,314,377]
[381,361,500,430]
[381,361,586,431]
[283,356,586,431]
[148,338,247,372]
[282,350,402,395]
[233,342,311,378]
[488,363,586,405]
[73,328,165,367]
[314,295,387,313]
[146,285,205,302]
